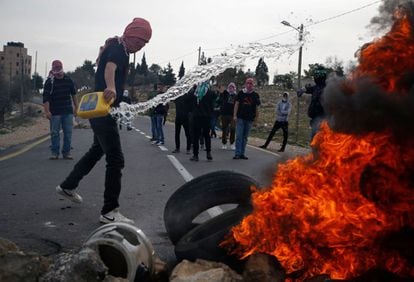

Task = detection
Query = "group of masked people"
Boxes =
[170,77,261,161]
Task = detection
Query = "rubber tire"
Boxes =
[174,207,251,264]
[164,170,259,244]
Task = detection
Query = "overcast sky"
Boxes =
[0,0,383,79]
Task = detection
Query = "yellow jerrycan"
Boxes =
[77,92,114,119]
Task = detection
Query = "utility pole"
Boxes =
[296,24,304,143]
[19,47,24,118]
[281,20,304,144]
[197,46,201,66]
[33,51,38,92]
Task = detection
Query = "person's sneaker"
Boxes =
[207,152,213,161]
[240,155,249,160]
[230,144,236,150]
[259,145,267,149]
[56,185,83,203]
[156,141,164,145]
[172,149,180,153]
[233,155,241,160]
[49,155,59,160]
[190,155,199,161]
[221,144,227,150]
[63,154,73,160]
[100,208,134,224]
[151,140,158,145]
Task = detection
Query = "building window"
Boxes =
[16,70,19,75]
[16,62,19,66]
[16,53,19,57]
[1,57,4,60]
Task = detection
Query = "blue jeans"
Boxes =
[310,116,325,142]
[50,114,73,156]
[235,118,252,157]
[150,115,157,140]
[154,114,164,143]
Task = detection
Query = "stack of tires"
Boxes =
[163,170,259,265]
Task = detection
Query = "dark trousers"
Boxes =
[221,115,235,145]
[61,116,124,214]
[263,120,289,149]
[175,115,191,151]
[192,116,211,156]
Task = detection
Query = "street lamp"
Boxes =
[281,20,304,143]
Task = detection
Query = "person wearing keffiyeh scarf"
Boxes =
[57,18,152,225]
[43,60,77,160]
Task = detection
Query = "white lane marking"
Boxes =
[145,135,151,139]
[159,145,168,151]
[167,155,193,182]
[140,132,145,135]
[167,155,223,217]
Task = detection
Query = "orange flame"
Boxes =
[222,8,414,281]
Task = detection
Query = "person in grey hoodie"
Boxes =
[260,92,291,152]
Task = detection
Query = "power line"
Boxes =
[306,0,381,28]
[158,1,382,65]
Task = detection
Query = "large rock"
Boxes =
[40,248,112,282]
[0,238,19,255]
[170,259,243,282]
[243,253,285,282]
[0,237,49,282]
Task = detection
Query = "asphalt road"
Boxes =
[0,115,287,267]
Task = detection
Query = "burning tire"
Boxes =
[174,207,250,264]
[164,170,258,244]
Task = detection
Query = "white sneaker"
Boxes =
[221,144,227,150]
[230,144,236,150]
[56,185,83,204]
[151,140,158,145]
[100,208,135,224]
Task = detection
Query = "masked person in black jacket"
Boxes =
[189,81,216,161]
[297,67,328,142]
[220,82,237,150]
[172,85,195,154]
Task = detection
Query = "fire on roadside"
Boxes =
[222,5,414,281]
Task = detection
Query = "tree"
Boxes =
[303,63,327,79]
[127,63,137,86]
[178,61,185,80]
[273,72,295,89]
[31,73,44,92]
[149,64,162,76]
[216,68,237,87]
[255,58,269,86]
[0,70,11,124]
[66,60,96,92]
[137,53,148,76]
[235,68,247,88]
[160,63,176,86]
[325,56,345,77]
[80,60,95,77]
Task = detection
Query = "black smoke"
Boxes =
[370,0,414,32]
[322,76,414,142]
